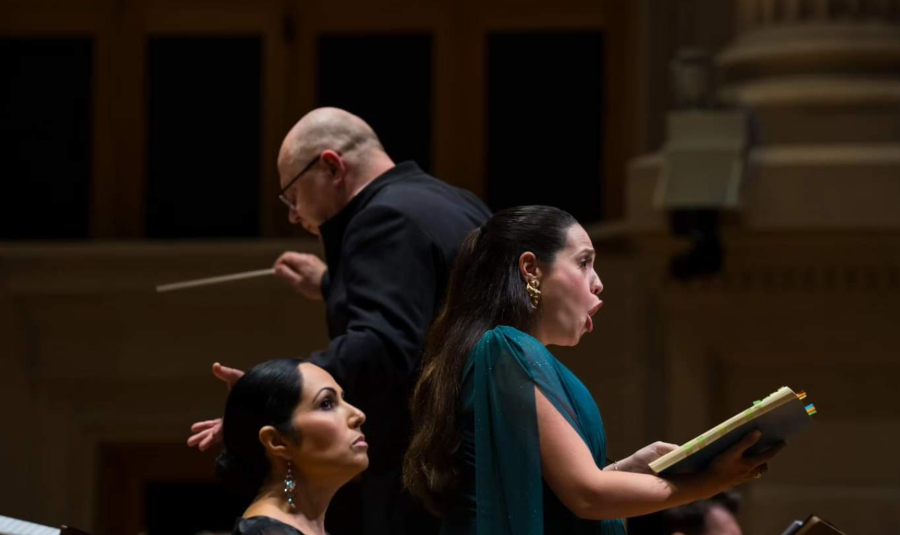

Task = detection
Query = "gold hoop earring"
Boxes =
[526,279,542,310]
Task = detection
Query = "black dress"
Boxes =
[307,161,492,535]
[233,516,308,535]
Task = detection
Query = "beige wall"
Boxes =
[0,0,638,232]
[3,0,900,534]
[0,240,331,531]
[640,233,900,534]
[3,230,899,534]
[636,0,738,153]
[622,1,900,530]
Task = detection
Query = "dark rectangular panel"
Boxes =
[146,36,261,239]
[0,38,92,239]
[145,480,244,535]
[317,34,433,172]
[487,31,605,223]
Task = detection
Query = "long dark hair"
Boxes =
[217,359,304,503]
[403,205,577,514]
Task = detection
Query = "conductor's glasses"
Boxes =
[278,153,322,211]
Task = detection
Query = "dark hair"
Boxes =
[216,359,304,503]
[627,491,741,535]
[403,205,578,514]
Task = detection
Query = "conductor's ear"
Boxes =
[320,150,346,181]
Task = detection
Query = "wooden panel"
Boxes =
[654,234,900,534]
[98,443,223,535]
[1,0,634,236]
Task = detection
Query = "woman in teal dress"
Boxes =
[403,206,781,535]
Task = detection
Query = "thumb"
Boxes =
[655,442,679,455]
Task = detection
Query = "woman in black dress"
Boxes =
[218,359,369,535]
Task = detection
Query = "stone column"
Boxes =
[712,0,900,228]
[622,6,900,535]
[630,0,900,230]
[722,0,900,113]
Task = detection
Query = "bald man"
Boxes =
[276,109,490,535]
[192,108,491,535]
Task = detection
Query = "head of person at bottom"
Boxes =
[217,359,368,535]
[404,205,603,512]
[627,492,743,535]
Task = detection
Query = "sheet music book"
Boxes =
[780,520,805,535]
[780,515,847,535]
[0,514,60,535]
[650,386,816,475]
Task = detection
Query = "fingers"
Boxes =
[199,429,218,451]
[187,423,223,451]
[274,251,300,268]
[749,462,769,479]
[751,441,787,464]
[273,252,288,269]
[744,441,784,482]
[273,252,326,299]
[213,362,244,380]
[189,417,224,449]
[187,428,211,448]
[212,363,244,388]
[274,252,304,281]
[274,263,303,286]
[729,430,762,457]
[276,252,325,273]
[275,251,311,271]
[190,419,218,432]
[707,431,784,488]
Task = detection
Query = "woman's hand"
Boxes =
[703,430,786,494]
[615,441,679,474]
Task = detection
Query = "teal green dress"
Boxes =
[441,326,626,535]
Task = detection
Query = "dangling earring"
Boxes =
[284,462,296,510]
[526,279,542,309]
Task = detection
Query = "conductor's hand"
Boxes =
[274,251,327,300]
[705,430,786,492]
[618,441,679,474]
[186,362,245,452]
